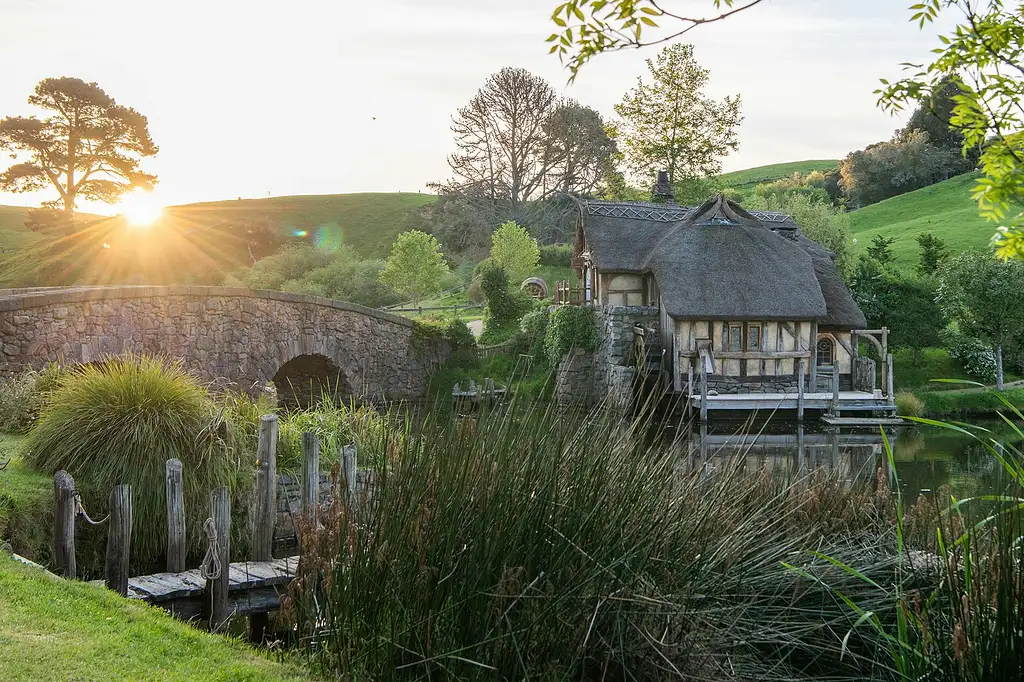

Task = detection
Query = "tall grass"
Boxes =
[24,355,241,570]
[286,400,904,680]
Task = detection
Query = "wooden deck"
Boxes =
[127,557,298,620]
[690,391,897,414]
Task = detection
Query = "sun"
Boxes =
[119,191,164,227]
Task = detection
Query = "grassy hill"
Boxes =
[848,172,997,264]
[0,192,438,288]
[718,159,839,190]
[0,206,104,253]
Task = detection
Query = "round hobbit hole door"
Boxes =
[520,277,549,300]
[816,337,835,368]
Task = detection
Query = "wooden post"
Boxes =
[886,353,895,405]
[831,363,841,417]
[249,415,278,645]
[797,359,806,422]
[165,459,185,573]
[342,443,357,506]
[699,358,708,423]
[686,364,694,422]
[105,485,132,596]
[252,415,278,562]
[207,487,231,631]
[301,432,319,519]
[797,423,806,473]
[53,470,76,579]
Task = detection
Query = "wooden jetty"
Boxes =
[48,413,354,638]
[452,377,507,406]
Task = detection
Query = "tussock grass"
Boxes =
[287,400,903,680]
[24,355,240,570]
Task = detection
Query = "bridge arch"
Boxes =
[0,286,450,405]
[273,353,352,409]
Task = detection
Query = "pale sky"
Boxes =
[0,0,951,214]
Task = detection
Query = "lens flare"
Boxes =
[119,191,164,227]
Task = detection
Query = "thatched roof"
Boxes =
[577,195,865,327]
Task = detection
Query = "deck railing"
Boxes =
[554,281,586,305]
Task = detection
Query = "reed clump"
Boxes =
[287,401,903,680]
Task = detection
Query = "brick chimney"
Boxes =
[651,170,675,204]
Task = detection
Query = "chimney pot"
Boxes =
[651,171,675,204]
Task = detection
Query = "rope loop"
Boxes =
[73,492,109,526]
[200,517,222,580]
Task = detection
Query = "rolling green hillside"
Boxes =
[0,206,104,253]
[718,159,839,190]
[0,192,439,288]
[848,172,997,264]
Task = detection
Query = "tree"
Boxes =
[937,251,1024,389]
[440,68,614,219]
[896,76,980,174]
[613,44,741,185]
[490,221,540,285]
[877,1,1024,259]
[838,130,960,208]
[0,77,157,220]
[866,235,896,265]
[546,0,765,81]
[916,232,949,275]
[745,192,853,275]
[379,230,451,303]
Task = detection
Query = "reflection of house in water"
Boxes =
[678,425,891,486]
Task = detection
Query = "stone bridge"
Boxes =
[0,286,450,407]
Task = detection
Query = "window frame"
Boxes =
[747,323,762,352]
[816,336,835,367]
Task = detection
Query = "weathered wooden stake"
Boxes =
[165,459,185,573]
[105,485,132,596]
[53,470,76,579]
[342,443,357,506]
[252,415,278,561]
[207,486,231,631]
[797,359,806,422]
[301,432,319,519]
[249,414,278,644]
[886,353,895,405]
[831,363,841,417]
[699,359,708,423]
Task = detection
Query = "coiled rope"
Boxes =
[73,492,109,526]
[200,517,222,580]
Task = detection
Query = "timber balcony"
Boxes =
[554,281,587,306]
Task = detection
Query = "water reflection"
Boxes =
[675,420,1022,505]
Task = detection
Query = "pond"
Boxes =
[675,419,1022,506]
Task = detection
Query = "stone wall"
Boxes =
[554,305,657,408]
[704,375,800,395]
[0,286,450,404]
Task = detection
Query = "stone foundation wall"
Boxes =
[554,305,657,408]
[705,375,800,395]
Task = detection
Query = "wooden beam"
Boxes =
[165,459,185,573]
[699,357,708,423]
[252,415,278,562]
[105,485,132,596]
[831,363,841,418]
[301,432,319,519]
[797,359,805,422]
[53,471,76,579]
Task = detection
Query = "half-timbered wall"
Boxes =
[601,273,645,307]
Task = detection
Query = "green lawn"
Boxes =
[0,554,312,681]
[0,434,52,560]
[717,159,839,190]
[848,172,1000,264]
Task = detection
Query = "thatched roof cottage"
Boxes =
[570,174,878,403]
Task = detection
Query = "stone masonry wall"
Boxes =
[0,286,450,403]
[554,305,658,408]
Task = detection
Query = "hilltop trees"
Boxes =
[0,77,158,223]
[614,44,741,186]
[379,230,451,304]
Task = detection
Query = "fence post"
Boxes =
[165,459,185,573]
[699,358,708,423]
[207,486,231,631]
[301,433,319,520]
[252,415,278,561]
[886,353,895,405]
[797,359,806,422]
[342,443,357,507]
[53,470,76,579]
[831,364,841,417]
[105,485,132,596]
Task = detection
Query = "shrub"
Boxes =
[538,243,572,267]
[24,355,237,569]
[481,263,532,331]
[0,362,69,434]
[895,390,926,417]
[517,309,550,360]
[545,305,600,366]
[945,330,997,382]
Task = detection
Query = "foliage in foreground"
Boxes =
[0,362,65,434]
[0,555,310,681]
[23,355,239,569]
[286,401,907,680]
